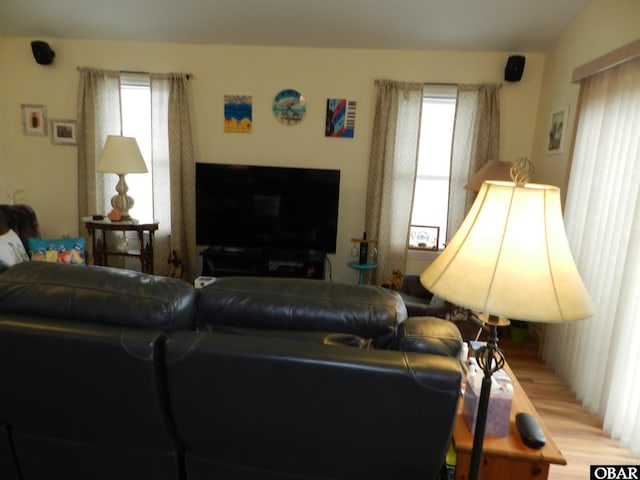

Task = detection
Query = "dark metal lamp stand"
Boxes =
[467,316,505,480]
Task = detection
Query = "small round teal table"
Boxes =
[347,260,377,284]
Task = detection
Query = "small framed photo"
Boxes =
[408,225,440,250]
[51,119,77,145]
[547,105,569,155]
[21,104,47,136]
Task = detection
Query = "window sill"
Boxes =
[407,248,442,261]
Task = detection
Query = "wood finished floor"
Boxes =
[498,331,638,480]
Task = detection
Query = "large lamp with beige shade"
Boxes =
[420,158,593,480]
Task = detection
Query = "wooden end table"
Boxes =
[83,217,159,274]
[452,361,566,480]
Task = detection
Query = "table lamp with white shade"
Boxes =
[97,135,148,221]
[420,158,593,480]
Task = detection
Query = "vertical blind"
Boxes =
[543,55,640,459]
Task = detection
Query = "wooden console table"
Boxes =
[83,217,159,274]
[452,362,566,480]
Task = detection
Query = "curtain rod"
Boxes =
[374,80,503,88]
[77,67,193,79]
[122,69,193,79]
[374,79,457,86]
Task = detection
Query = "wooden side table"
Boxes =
[83,217,159,274]
[452,362,566,480]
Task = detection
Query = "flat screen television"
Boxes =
[196,163,340,253]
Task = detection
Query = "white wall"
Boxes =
[0,36,545,282]
[531,0,640,189]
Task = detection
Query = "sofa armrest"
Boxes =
[397,316,462,358]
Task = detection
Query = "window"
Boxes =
[120,73,153,221]
[409,85,457,250]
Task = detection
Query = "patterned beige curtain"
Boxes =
[446,83,501,241]
[77,68,122,230]
[150,74,196,280]
[76,68,122,259]
[77,69,195,280]
[365,80,424,284]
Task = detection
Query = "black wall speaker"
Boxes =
[504,55,525,82]
[31,41,55,65]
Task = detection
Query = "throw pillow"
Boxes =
[28,237,86,266]
[0,229,30,266]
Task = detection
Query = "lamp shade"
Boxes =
[97,135,147,174]
[421,180,593,322]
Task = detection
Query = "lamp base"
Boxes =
[468,317,506,480]
[110,173,135,220]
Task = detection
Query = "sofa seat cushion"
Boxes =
[198,276,407,345]
[0,261,197,332]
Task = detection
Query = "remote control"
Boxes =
[516,412,546,449]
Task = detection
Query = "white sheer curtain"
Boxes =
[543,56,640,459]
[365,80,423,284]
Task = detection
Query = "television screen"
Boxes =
[196,163,340,253]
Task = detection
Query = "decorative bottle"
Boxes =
[359,232,368,265]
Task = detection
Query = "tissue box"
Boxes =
[462,370,513,437]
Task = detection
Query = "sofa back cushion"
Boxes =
[165,330,461,480]
[0,261,196,332]
[0,424,20,480]
[0,316,181,480]
[198,276,406,345]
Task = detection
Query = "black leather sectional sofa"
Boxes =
[0,261,462,480]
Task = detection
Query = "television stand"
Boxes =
[201,246,326,279]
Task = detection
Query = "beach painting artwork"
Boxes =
[224,95,253,133]
[325,98,356,138]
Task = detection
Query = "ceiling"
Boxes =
[0,0,590,52]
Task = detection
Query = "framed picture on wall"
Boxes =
[21,104,47,136]
[546,105,569,154]
[50,119,77,145]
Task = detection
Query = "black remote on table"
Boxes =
[516,412,546,449]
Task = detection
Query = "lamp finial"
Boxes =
[510,157,534,186]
